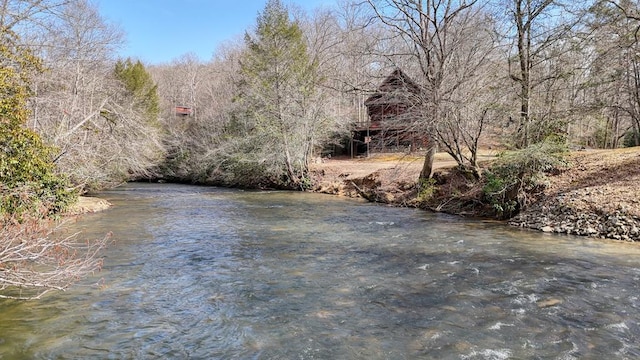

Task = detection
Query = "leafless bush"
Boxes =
[0,217,112,300]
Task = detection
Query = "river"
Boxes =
[1,183,640,359]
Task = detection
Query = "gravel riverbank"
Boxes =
[509,148,640,241]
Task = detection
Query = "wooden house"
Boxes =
[352,69,426,155]
[175,106,193,116]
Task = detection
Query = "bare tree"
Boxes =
[429,8,503,175]
[505,0,584,147]
[364,0,506,179]
[585,0,640,147]
[297,7,364,155]
[163,53,204,121]
[27,0,165,190]
[0,0,70,31]
[149,41,247,183]
[0,1,114,300]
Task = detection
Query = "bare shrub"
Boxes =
[0,217,112,300]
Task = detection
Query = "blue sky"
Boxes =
[96,0,337,64]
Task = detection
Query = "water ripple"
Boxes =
[2,183,640,359]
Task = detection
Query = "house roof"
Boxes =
[364,68,422,107]
[377,68,421,93]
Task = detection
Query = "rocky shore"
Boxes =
[509,148,640,242]
[312,148,640,242]
[509,198,640,241]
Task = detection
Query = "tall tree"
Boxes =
[586,0,640,147]
[0,28,110,300]
[364,0,502,179]
[26,0,164,190]
[236,0,322,188]
[151,45,245,183]
[506,0,580,147]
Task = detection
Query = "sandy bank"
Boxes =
[66,196,112,215]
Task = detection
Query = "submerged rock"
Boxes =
[537,298,563,308]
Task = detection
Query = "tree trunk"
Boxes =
[515,0,531,148]
[283,143,300,188]
[419,138,437,180]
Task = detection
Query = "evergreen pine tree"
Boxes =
[114,58,160,123]
[237,0,318,188]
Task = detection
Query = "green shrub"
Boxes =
[482,136,568,219]
[0,124,77,218]
[623,129,640,148]
[417,178,437,202]
[482,171,519,218]
[0,30,76,218]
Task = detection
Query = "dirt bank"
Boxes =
[311,151,496,205]
[311,153,423,201]
[311,152,488,201]
[510,148,640,241]
[311,147,640,241]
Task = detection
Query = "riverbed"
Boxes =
[1,183,640,359]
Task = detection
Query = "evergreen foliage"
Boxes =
[0,30,76,217]
[114,58,160,122]
[623,129,640,148]
[482,137,569,219]
[233,0,320,188]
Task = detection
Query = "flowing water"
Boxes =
[2,183,640,359]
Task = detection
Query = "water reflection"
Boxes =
[1,183,640,359]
